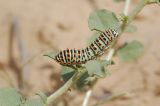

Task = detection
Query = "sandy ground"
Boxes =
[0,0,160,106]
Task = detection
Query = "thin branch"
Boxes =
[112,0,150,48]
[82,90,92,106]
[128,0,148,24]
[47,69,86,105]
[82,48,115,106]
[13,17,30,90]
[106,48,115,61]
[46,75,74,105]
[14,17,29,83]
[123,0,131,16]
[118,0,149,36]
[92,93,126,106]
[9,16,23,89]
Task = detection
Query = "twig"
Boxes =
[82,90,92,106]
[92,93,126,106]
[117,0,150,37]
[46,75,74,105]
[9,16,23,89]
[127,0,148,24]
[106,48,115,61]
[123,0,131,16]
[13,17,30,90]
[46,69,86,105]
[82,48,115,106]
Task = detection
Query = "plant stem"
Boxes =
[82,90,92,106]
[120,0,149,34]
[82,48,115,106]
[46,73,76,105]
[127,0,157,25]
[106,48,115,61]
[92,93,126,106]
[128,0,148,24]
[46,69,86,105]
[123,0,131,16]
[113,0,156,47]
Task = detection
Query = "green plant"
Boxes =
[0,0,159,106]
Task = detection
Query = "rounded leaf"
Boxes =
[117,40,144,62]
[88,9,120,31]
[85,60,106,78]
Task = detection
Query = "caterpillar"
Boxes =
[54,29,118,65]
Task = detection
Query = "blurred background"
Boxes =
[0,0,160,106]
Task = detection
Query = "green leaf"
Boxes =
[23,98,44,106]
[0,88,23,106]
[117,40,144,62]
[36,91,47,104]
[61,66,76,82]
[100,60,113,66]
[156,0,160,5]
[87,32,100,45]
[88,9,120,31]
[0,88,45,106]
[76,71,91,89]
[125,24,137,33]
[85,60,106,78]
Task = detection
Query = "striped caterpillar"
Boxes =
[54,29,118,65]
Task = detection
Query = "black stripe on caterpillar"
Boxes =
[54,29,118,65]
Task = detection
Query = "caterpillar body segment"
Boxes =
[54,29,118,66]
